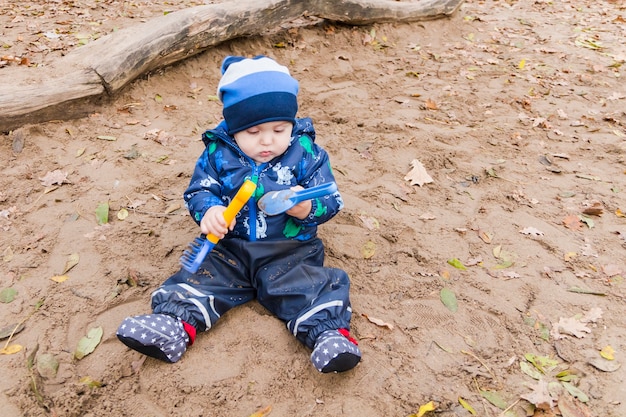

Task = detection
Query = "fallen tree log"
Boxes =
[0,0,463,132]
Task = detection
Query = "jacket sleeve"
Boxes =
[292,136,344,226]
[183,148,224,225]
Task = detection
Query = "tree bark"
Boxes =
[0,0,463,132]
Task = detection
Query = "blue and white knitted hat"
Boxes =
[217,55,299,135]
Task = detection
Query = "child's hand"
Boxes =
[285,185,312,220]
[200,205,235,238]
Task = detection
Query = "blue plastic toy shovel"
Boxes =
[180,180,256,273]
[257,182,338,216]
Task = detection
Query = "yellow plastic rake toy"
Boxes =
[179,180,256,273]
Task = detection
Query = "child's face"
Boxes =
[233,121,293,164]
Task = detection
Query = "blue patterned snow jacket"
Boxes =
[184,117,343,241]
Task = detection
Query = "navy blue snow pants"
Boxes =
[151,237,353,349]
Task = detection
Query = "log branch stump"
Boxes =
[0,0,463,132]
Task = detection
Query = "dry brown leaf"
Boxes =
[359,214,380,230]
[563,214,582,230]
[581,201,603,216]
[404,159,433,187]
[557,395,593,417]
[361,313,394,330]
[520,379,555,410]
[551,317,591,339]
[39,170,70,187]
[424,98,439,110]
[478,230,493,243]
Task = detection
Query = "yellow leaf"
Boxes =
[416,401,437,417]
[519,59,526,69]
[564,252,577,262]
[362,241,376,259]
[616,208,625,218]
[249,405,272,417]
[600,345,615,360]
[459,397,476,415]
[79,376,103,387]
[0,344,23,355]
[51,275,69,283]
[117,208,129,220]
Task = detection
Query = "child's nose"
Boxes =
[259,132,273,145]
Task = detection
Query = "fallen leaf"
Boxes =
[564,252,577,262]
[424,98,439,110]
[520,379,555,410]
[404,159,434,187]
[39,169,69,187]
[0,323,25,340]
[440,287,458,312]
[50,275,69,283]
[563,214,582,230]
[0,344,23,355]
[361,241,376,259]
[575,173,601,181]
[492,245,515,268]
[447,258,467,270]
[551,317,591,339]
[62,253,79,274]
[587,356,621,372]
[520,226,544,236]
[409,400,437,417]
[501,271,521,279]
[164,203,181,214]
[562,382,589,403]
[578,215,594,229]
[361,313,394,330]
[479,390,508,410]
[567,286,606,296]
[599,345,615,360]
[36,353,59,379]
[359,214,380,230]
[557,395,593,417]
[0,287,17,303]
[581,201,603,216]
[117,208,129,220]
[458,397,476,415]
[520,361,543,380]
[75,327,103,360]
[464,256,483,267]
[524,353,558,373]
[478,230,493,244]
[79,376,103,388]
[555,369,578,383]
[248,405,272,417]
[95,202,109,225]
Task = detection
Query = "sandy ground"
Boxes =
[1,1,626,416]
